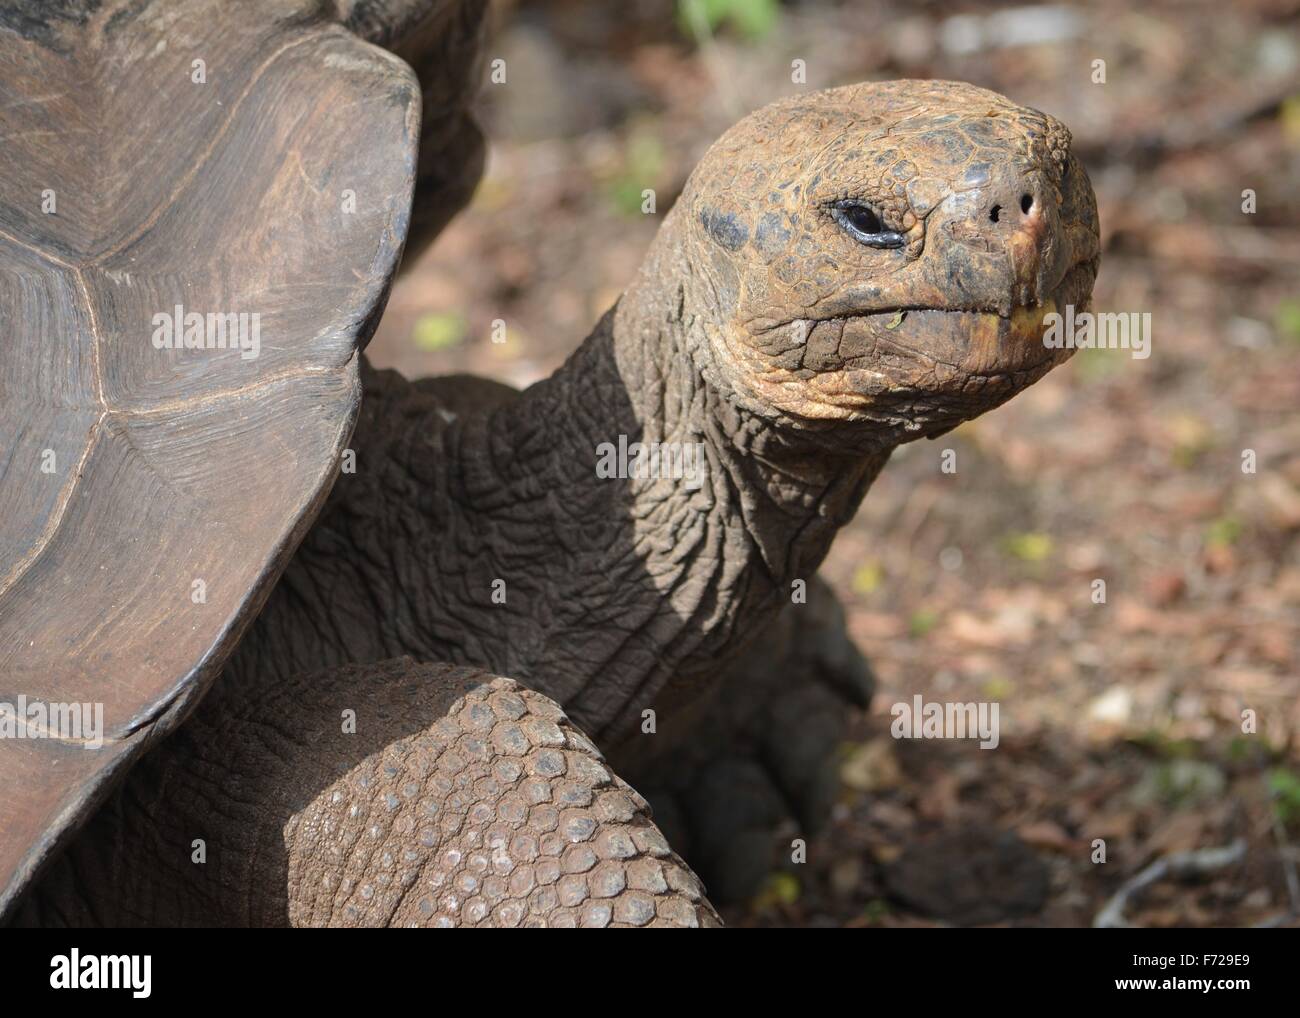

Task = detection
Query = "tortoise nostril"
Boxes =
[989,204,1001,223]
[1020,193,1034,215]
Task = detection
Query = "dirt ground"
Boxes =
[367,0,1300,927]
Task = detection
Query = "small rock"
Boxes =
[1087,685,1133,725]
[884,827,1049,925]
[840,739,902,792]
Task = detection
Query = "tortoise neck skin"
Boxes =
[443,206,894,745]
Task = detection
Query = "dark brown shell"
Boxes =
[0,0,426,914]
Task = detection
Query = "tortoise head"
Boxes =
[677,80,1100,439]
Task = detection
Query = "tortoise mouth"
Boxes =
[836,253,1099,373]
[778,253,1099,414]
[827,253,1100,329]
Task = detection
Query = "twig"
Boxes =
[1270,815,1300,920]
[1092,840,1246,928]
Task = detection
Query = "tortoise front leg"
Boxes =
[16,659,718,928]
[623,577,875,904]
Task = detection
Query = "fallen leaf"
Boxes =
[1018,820,1077,853]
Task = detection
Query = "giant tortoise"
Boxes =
[0,0,1099,926]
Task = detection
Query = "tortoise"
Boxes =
[0,0,1099,927]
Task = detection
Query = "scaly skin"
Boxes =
[17,661,719,927]
[28,80,1098,924]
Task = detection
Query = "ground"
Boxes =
[366,0,1300,927]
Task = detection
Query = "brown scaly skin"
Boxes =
[17,660,720,928]
[24,81,1098,925]
[680,81,1097,432]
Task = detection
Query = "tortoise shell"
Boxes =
[0,0,441,914]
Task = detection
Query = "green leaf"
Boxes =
[860,898,891,924]
[1280,94,1300,145]
[1003,531,1053,562]
[908,608,939,637]
[984,675,1014,699]
[1205,515,1243,549]
[728,0,779,39]
[851,561,884,594]
[411,312,467,352]
[752,871,801,909]
[605,131,665,218]
[1071,344,1121,382]
[677,0,780,43]
[1269,768,1300,824]
[1275,297,1300,346]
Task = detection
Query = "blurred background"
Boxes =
[368,0,1300,926]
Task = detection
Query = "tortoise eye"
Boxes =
[843,203,882,233]
[831,201,906,249]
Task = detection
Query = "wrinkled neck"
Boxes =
[445,214,889,741]
[607,209,893,577]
